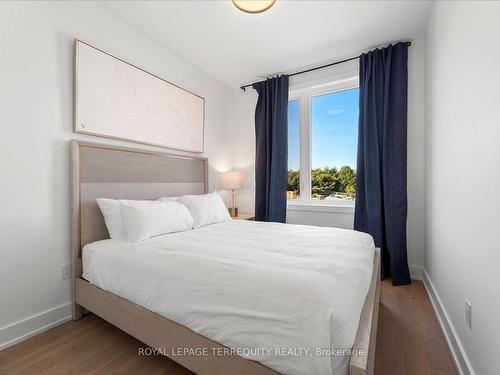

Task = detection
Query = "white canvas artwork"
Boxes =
[75,40,204,152]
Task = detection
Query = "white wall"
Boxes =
[425,2,500,375]
[0,1,233,348]
[231,35,426,276]
[231,88,257,213]
[286,206,355,229]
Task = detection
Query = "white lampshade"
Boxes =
[221,171,244,190]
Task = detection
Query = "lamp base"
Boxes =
[228,207,238,217]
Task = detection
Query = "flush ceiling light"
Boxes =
[232,0,276,14]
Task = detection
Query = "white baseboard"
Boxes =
[409,264,424,280]
[0,303,72,350]
[422,270,475,375]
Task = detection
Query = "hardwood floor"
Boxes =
[375,280,457,375]
[0,280,457,375]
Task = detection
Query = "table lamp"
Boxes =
[221,171,244,217]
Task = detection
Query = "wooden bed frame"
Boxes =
[71,140,381,375]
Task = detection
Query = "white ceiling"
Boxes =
[101,0,432,88]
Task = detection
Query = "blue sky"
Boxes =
[288,88,359,171]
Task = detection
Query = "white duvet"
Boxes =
[83,220,375,375]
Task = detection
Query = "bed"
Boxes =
[71,140,381,375]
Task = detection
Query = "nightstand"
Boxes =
[232,213,255,221]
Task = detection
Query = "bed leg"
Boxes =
[73,303,83,320]
[72,279,83,320]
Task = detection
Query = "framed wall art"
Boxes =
[74,40,205,153]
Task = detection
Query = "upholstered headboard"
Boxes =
[70,140,208,275]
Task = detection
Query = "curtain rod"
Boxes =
[240,41,411,91]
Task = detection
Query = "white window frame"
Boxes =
[287,75,359,210]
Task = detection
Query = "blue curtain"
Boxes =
[253,76,289,223]
[354,42,411,286]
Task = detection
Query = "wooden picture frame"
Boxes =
[74,40,205,153]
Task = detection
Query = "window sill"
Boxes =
[287,201,355,214]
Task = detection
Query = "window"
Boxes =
[287,100,300,199]
[287,78,359,205]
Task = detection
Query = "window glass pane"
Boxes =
[287,99,300,199]
[311,88,359,201]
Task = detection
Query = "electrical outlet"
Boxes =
[61,263,72,280]
[465,300,472,329]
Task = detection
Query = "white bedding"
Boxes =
[83,220,375,375]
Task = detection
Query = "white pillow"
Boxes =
[158,196,180,202]
[96,198,127,240]
[120,200,194,242]
[179,192,230,229]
